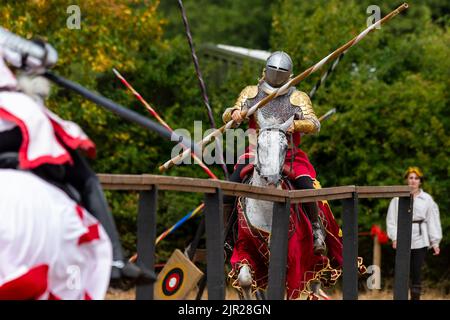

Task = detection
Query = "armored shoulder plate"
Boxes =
[290,90,312,109]
[290,90,320,134]
[222,85,258,123]
[239,85,258,100]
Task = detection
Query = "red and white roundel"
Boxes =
[162,268,184,296]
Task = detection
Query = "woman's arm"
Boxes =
[426,199,443,255]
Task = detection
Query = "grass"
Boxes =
[106,285,450,300]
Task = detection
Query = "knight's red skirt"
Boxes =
[228,182,343,300]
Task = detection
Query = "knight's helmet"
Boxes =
[264,51,293,87]
[0,26,58,76]
[0,27,57,100]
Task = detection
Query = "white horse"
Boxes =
[234,113,292,299]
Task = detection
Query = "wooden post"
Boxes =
[267,199,291,300]
[373,234,381,269]
[370,233,382,294]
[136,186,158,300]
[204,188,225,300]
[342,192,359,300]
[394,195,413,300]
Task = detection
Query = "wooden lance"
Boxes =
[159,3,409,172]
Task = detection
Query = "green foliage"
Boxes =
[159,0,273,49]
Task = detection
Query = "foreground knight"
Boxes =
[223,51,326,255]
[0,40,154,294]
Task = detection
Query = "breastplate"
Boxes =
[247,87,301,126]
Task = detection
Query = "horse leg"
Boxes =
[238,264,253,300]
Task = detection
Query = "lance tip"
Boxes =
[112,68,120,76]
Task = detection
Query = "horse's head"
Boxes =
[255,114,293,186]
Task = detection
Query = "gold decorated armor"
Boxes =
[222,85,258,123]
[290,91,320,134]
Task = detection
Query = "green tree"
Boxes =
[159,0,273,49]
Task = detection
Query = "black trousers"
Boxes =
[410,247,428,286]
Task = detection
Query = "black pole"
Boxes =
[44,71,202,158]
[342,192,359,300]
[177,0,229,179]
[204,188,225,300]
[394,195,413,300]
[267,200,291,300]
[136,187,158,300]
[309,52,346,98]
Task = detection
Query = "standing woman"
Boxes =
[386,167,443,300]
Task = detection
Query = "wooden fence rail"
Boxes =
[98,174,413,300]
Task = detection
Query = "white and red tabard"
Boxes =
[0,169,112,300]
[0,51,111,300]
[0,90,95,170]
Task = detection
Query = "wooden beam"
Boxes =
[356,186,411,198]
[289,186,356,203]
[98,174,412,204]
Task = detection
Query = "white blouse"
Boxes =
[386,190,442,249]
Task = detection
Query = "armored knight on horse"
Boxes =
[223,51,343,299]
[156,3,408,299]
[223,51,327,255]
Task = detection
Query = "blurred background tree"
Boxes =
[1,0,448,290]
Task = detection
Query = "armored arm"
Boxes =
[290,91,321,134]
[222,85,258,123]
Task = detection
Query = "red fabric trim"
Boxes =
[0,264,49,300]
[50,119,96,159]
[0,107,73,169]
[84,292,92,300]
[48,292,61,300]
[76,205,101,245]
[239,163,255,180]
[78,224,100,245]
[76,205,84,220]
